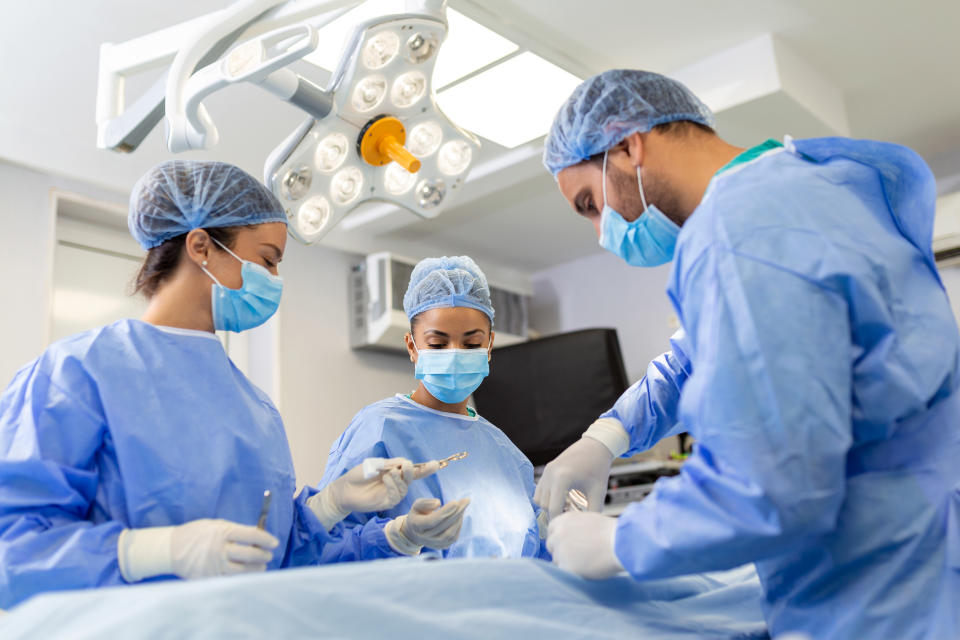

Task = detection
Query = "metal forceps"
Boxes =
[415,451,468,473]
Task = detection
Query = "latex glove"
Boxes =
[534,436,614,522]
[546,511,624,579]
[117,519,280,582]
[308,457,441,530]
[384,497,470,555]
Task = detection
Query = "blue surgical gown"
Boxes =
[604,137,960,639]
[0,319,398,609]
[320,394,547,558]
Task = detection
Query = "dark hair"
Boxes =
[586,120,716,166]
[133,226,243,298]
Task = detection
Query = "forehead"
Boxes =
[237,222,288,251]
[557,162,602,205]
[415,307,490,333]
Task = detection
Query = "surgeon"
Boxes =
[535,70,960,639]
[319,256,547,559]
[0,161,441,609]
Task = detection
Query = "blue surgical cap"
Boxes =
[543,69,715,176]
[403,256,495,324]
[128,160,287,250]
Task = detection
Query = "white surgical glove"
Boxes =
[534,435,615,522]
[117,519,280,582]
[308,457,441,530]
[546,511,624,579]
[384,497,470,555]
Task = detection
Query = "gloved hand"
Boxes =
[308,457,441,530]
[117,519,280,583]
[546,511,624,579]
[384,497,470,555]
[534,436,614,522]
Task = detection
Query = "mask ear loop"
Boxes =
[636,165,649,213]
[602,149,609,210]
[199,233,242,286]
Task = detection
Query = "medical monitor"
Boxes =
[472,328,630,466]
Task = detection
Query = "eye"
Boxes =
[464,343,483,349]
[427,342,447,349]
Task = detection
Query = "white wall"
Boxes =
[0,161,61,386]
[278,241,415,487]
[530,251,676,383]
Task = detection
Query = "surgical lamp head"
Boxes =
[264,10,480,244]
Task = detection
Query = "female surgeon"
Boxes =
[319,256,547,559]
[0,161,439,609]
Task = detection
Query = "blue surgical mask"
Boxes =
[412,338,491,404]
[599,149,680,267]
[201,237,283,333]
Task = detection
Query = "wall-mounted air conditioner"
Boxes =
[934,191,960,267]
[349,253,529,353]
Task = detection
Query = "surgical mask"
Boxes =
[412,338,491,404]
[200,237,283,333]
[598,149,680,267]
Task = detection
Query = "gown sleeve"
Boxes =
[613,243,852,580]
[0,360,125,608]
[599,329,693,456]
[283,411,401,565]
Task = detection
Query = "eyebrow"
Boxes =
[261,243,283,260]
[423,329,486,338]
[574,187,592,215]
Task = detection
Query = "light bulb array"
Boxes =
[265,12,480,244]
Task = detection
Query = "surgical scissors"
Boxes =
[257,490,272,529]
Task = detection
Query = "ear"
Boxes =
[184,229,212,267]
[487,331,495,361]
[404,332,417,363]
[622,131,645,169]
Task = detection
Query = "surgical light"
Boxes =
[362,31,399,69]
[405,32,438,64]
[351,75,388,112]
[298,196,332,237]
[437,140,472,175]
[384,163,418,195]
[281,166,312,200]
[407,121,443,157]
[331,167,364,205]
[316,133,349,172]
[391,71,427,108]
[417,178,446,209]
[264,8,481,244]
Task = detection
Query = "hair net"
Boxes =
[403,256,495,323]
[128,160,287,250]
[543,69,715,176]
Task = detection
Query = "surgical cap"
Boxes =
[128,160,287,250]
[543,69,715,176]
[403,256,495,323]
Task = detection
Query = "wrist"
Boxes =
[308,486,351,531]
[583,418,629,458]
[384,516,422,556]
[117,527,175,582]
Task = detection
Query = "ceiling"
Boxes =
[1,0,958,277]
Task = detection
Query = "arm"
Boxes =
[590,329,692,457]
[614,247,852,579]
[284,487,400,566]
[0,363,124,608]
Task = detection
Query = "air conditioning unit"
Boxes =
[934,191,960,266]
[349,253,529,352]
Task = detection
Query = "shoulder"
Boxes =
[475,416,534,467]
